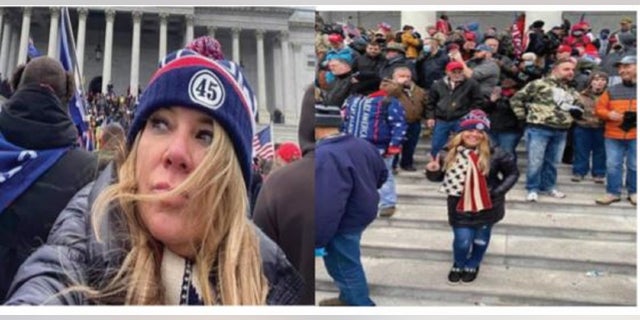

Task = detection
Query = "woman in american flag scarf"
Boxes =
[425,109,519,284]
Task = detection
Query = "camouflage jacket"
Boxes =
[510,75,581,129]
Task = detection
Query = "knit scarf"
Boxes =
[161,247,221,305]
[440,147,492,213]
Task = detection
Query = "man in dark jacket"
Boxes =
[253,86,316,305]
[353,41,385,90]
[315,98,388,306]
[416,32,449,91]
[0,57,98,302]
[425,61,484,164]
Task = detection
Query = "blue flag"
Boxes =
[58,8,92,150]
[27,37,40,59]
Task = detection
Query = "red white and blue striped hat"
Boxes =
[129,50,257,189]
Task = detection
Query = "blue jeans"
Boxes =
[323,231,375,306]
[490,131,522,162]
[572,126,606,177]
[379,155,396,209]
[604,138,636,196]
[525,126,567,192]
[393,122,422,169]
[452,224,493,269]
[430,119,461,158]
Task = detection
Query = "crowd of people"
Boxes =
[315,12,636,306]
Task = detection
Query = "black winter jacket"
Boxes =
[0,86,98,303]
[427,146,519,227]
[425,77,484,121]
[4,165,303,305]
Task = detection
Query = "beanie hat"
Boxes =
[446,61,464,72]
[315,103,342,128]
[276,142,302,163]
[186,36,224,60]
[129,51,258,189]
[458,109,490,133]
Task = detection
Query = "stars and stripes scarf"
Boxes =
[441,147,492,213]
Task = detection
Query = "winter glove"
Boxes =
[386,145,402,156]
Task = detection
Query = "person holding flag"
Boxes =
[0,56,98,303]
[58,7,92,150]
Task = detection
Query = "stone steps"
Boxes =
[315,136,637,306]
[315,257,636,306]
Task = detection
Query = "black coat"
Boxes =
[0,86,98,303]
[416,49,449,90]
[427,147,519,227]
[425,77,484,121]
[4,165,304,305]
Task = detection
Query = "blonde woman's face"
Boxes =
[136,107,213,256]
[461,129,485,148]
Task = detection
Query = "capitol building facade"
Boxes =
[0,6,315,124]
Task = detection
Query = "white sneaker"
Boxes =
[547,189,566,198]
[526,192,538,202]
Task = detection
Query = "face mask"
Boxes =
[524,60,534,67]
[423,45,432,53]
[572,31,584,36]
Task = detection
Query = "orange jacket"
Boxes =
[595,83,637,140]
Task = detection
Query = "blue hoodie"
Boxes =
[315,134,388,248]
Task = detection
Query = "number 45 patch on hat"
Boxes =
[189,69,226,110]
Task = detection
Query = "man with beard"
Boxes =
[352,41,386,95]
[511,58,582,202]
[595,56,637,206]
[381,66,427,173]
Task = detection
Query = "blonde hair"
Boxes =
[75,121,268,305]
[443,131,492,175]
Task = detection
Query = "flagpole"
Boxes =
[62,7,86,98]
[269,121,275,160]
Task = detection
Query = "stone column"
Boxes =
[0,19,12,77]
[76,8,88,75]
[130,11,142,97]
[256,29,268,123]
[184,14,194,46]
[17,7,32,65]
[231,27,240,63]
[401,11,437,34]
[158,12,168,61]
[280,30,292,121]
[47,7,60,58]
[101,9,115,94]
[524,11,563,35]
[207,25,216,39]
[8,27,19,75]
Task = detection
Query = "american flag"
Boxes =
[511,13,526,59]
[252,124,274,160]
[59,8,92,150]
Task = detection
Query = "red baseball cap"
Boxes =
[557,45,572,54]
[328,33,344,43]
[276,142,302,163]
[446,61,464,72]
